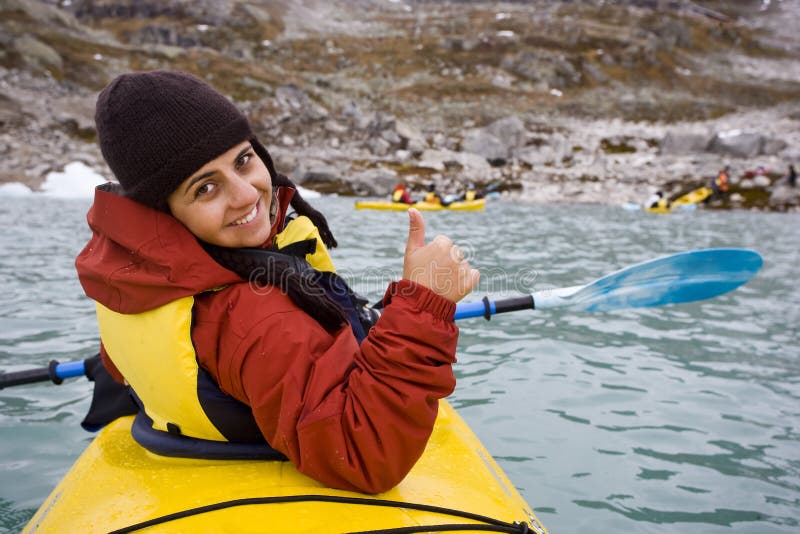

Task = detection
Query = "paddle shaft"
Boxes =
[1,296,530,388]
[0,297,525,388]
[0,360,85,389]
[454,295,535,320]
[1,248,761,388]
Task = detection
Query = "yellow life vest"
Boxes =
[465,190,476,202]
[424,191,440,204]
[392,189,405,202]
[96,216,336,441]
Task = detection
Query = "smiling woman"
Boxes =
[70,69,482,499]
[166,142,276,248]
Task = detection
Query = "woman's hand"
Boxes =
[403,208,480,302]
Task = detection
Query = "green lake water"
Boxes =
[1,195,798,533]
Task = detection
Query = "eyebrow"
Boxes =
[182,146,253,196]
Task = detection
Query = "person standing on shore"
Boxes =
[711,165,730,198]
[786,164,797,187]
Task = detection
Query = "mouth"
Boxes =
[230,203,259,226]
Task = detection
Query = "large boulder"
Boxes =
[483,116,527,150]
[659,131,712,154]
[13,34,63,74]
[418,148,491,180]
[769,183,800,210]
[708,130,763,158]
[394,120,428,154]
[350,167,398,196]
[461,130,508,164]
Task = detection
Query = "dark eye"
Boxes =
[194,182,217,198]
[236,152,253,169]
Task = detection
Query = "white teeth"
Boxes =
[232,205,257,226]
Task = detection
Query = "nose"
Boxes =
[227,173,259,208]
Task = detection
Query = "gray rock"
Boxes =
[350,167,398,196]
[461,130,508,164]
[366,137,391,156]
[50,95,96,133]
[380,129,402,145]
[14,34,63,74]
[418,149,491,180]
[753,174,771,188]
[395,120,428,154]
[770,183,800,208]
[324,120,349,135]
[762,137,788,156]
[291,159,340,185]
[0,95,28,128]
[484,116,527,150]
[660,131,711,154]
[514,145,550,166]
[708,131,763,158]
[275,85,328,121]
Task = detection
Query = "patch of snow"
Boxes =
[0,183,34,197]
[40,162,108,198]
[297,186,321,198]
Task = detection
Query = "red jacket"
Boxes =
[75,185,459,493]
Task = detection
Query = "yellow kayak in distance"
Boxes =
[24,400,547,533]
[670,186,712,208]
[355,198,487,211]
[628,187,712,214]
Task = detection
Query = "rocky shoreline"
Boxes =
[1,0,799,210]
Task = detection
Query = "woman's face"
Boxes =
[167,141,274,248]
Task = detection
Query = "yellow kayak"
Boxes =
[671,187,712,208]
[644,205,671,214]
[640,187,711,214]
[355,199,487,211]
[24,400,547,533]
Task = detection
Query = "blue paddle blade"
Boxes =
[565,248,762,312]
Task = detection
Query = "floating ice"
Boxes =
[297,186,321,199]
[40,162,108,198]
[0,161,323,200]
[0,182,34,197]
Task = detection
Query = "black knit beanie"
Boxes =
[95,70,253,210]
[94,70,337,248]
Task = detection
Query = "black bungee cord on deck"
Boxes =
[106,494,543,534]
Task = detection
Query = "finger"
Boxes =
[455,266,480,300]
[405,208,426,253]
[468,268,480,290]
[451,245,464,263]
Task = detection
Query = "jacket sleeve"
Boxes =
[223,279,458,494]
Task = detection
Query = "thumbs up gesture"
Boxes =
[403,208,480,303]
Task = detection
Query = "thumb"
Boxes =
[405,208,426,253]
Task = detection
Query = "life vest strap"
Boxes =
[131,411,287,461]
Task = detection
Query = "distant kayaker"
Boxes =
[712,166,730,196]
[75,70,479,494]
[646,190,668,210]
[424,183,451,206]
[459,183,484,202]
[391,181,414,203]
[786,164,797,187]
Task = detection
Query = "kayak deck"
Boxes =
[671,186,712,207]
[355,199,487,211]
[24,400,546,533]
